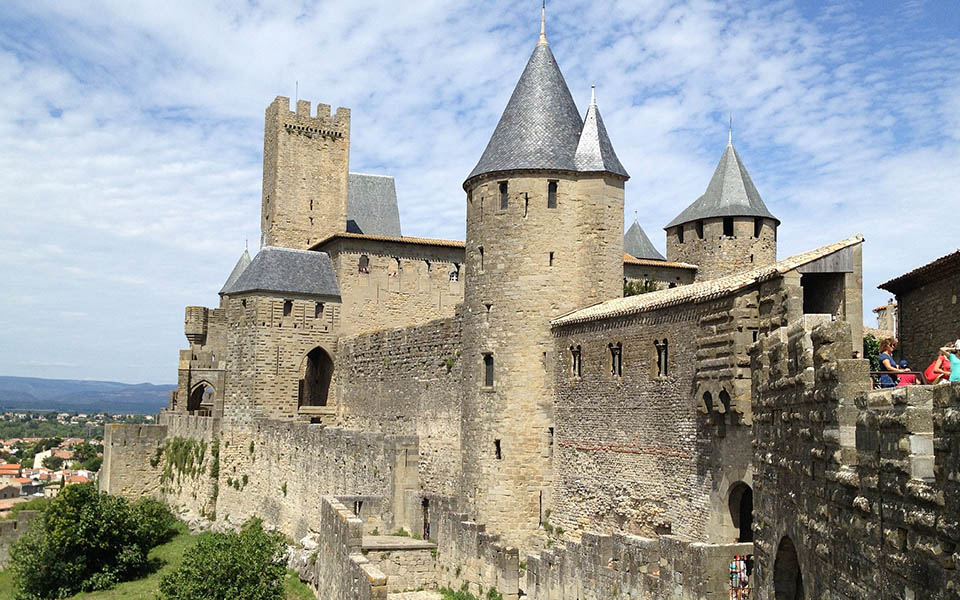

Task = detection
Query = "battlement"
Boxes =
[750,318,960,599]
[267,96,350,136]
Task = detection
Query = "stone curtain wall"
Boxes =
[313,496,387,600]
[524,533,752,600]
[216,419,418,541]
[325,237,465,338]
[431,497,521,600]
[100,423,168,500]
[897,270,960,369]
[0,511,39,567]
[155,414,221,521]
[337,313,463,496]
[751,319,960,599]
[551,307,702,538]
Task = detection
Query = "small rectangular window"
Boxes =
[723,217,734,237]
[609,342,622,377]
[494,439,502,460]
[479,246,484,272]
[654,339,668,377]
[754,217,763,238]
[483,353,494,387]
[570,345,582,378]
[499,182,508,210]
[547,181,558,208]
[283,300,293,316]
[696,220,704,239]
[315,302,324,318]
[549,252,554,267]
[677,226,684,244]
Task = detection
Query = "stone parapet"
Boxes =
[311,496,387,600]
[0,510,40,567]
[524,532,751,600]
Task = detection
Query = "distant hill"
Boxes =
[0,376,175,414]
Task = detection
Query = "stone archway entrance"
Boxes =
[774,536,805,599]
[728,482,753,542]
[188,383,215,416]
[299,347,334,408]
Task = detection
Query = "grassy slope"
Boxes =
[0,524,315,600]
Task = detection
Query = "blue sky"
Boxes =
[1,0,958,384]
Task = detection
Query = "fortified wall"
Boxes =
[751,319,960,599]
[0,510,39,567]
[337,312,463,496]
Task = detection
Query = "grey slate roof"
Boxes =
[574,95,628,178]
[222,246,340,298]
[219,249,251,295]
[624,220,666,261]
[666,141,779,229]
[465,40,584,185]
[347,173,402,237]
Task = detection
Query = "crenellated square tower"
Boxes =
[261,96,350,249]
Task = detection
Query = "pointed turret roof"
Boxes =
[666,139,778,229]
[624,219,665,261]
[465,17,583,186]
[574,87,628,178]
[219,248,251,295]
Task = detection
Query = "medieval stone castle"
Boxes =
[100,10,960,600]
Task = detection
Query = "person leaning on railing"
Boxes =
[877,337,908,388]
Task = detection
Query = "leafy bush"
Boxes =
[131,497,179,549]
[9,483,177,599]
[158,518,287,600]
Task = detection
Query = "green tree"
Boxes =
[41,455,64,471]
[73,441,100,463]
[624,279,661,297]
[82,455,103,472]
[9,483,177,599]
[158,518,287,600]
[863,333,881,371]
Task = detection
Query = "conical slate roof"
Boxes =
[624,219,665,261]
[465,39,583,185]
[574,89,628,178]
[666,140,778,228]
[219,248,251,295]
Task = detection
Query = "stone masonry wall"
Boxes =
[100,423,168,500]
[337,313,463,496]
[155,413,221,521]
[262,97,350,250]
[216,419,419,541]
[551,306,703,539]
[751,318,960,599]
[365,547,438,594]
[667,217,777,281]
[324,237,465,337]
[897,269,960,370]
[524,533,752,600]
[312,496,387,600]
[0,510,39,567]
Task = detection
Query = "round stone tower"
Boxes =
[460,9,629,548]
[665,136,779,280]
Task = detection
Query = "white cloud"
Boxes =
[0,0,957,382]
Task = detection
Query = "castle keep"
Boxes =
[101,10,958,600]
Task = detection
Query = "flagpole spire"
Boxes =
[590,84,596,106]
[539,1,547,44]
[728,113,733,145]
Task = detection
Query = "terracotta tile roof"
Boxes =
[12,477,31,485]
[623,253,697,270]
[313,232,466,250]
[66,475,90,484]
[553,235,864,327]
[879,249,960,295]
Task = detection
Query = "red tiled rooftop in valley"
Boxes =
[66,475,90,483]
[12,477,32,485]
